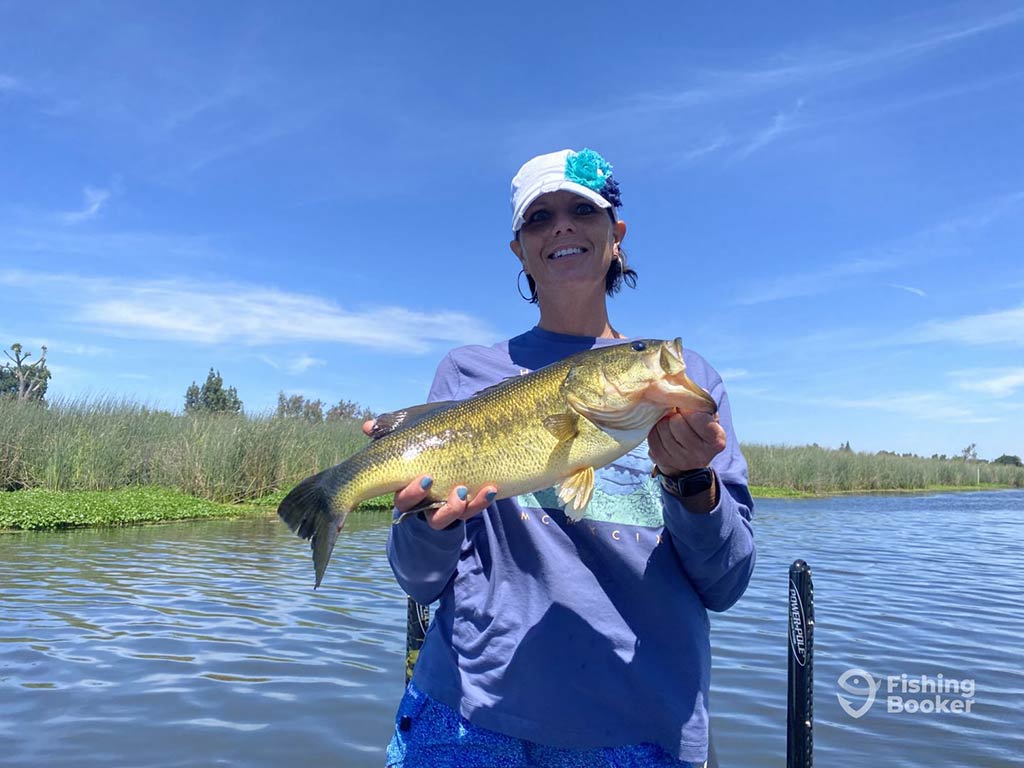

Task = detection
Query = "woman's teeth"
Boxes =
[549,247,584,260]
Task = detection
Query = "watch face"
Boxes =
[662,468,714,497]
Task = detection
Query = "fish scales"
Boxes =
[348,357,619,508]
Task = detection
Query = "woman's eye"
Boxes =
[575,203,596,215]
[526,210,550,224]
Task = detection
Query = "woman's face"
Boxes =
[510,190,626,299]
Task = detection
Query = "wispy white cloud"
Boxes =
[0,74,22,92]
[287,355,326,374]
[914,304,1024,347]
[733,191,1023,306]
[821,391,996,424]
[60,186,113,224]
[695,7,1024,98]
[673,136,730,165]
[887,283,927,297]
[734,100,804,159]
[951,368,1024,398]
[613,6,1024,128]
[22,338,111,357]
[719,368,750,381]
[532,7,1024,168]
[1,219,222,266]
[0,270,497,353]
[932,190,1024,234]
[734,257,894,305]
[818,70,1024,130]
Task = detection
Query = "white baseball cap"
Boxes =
[510,148,618,232]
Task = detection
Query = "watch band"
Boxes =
[658,466,715,499]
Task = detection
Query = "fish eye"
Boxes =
[631,341,647,352]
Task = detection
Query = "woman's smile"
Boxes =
[547,244,588,261]
[511,189,622,298]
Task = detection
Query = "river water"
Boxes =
[1,491,1022,767]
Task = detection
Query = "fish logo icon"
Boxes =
[837,668,879,719]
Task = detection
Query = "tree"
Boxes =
[839,441,853,453]
[1,343,51,402]
[960,443,978,462]
[994,454,1023,467]
[276,392,325,423]
[184,368,243,414]
[326,398,375,422]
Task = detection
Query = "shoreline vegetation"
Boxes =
[2,398,1021,531]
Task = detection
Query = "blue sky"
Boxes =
[2,1,1022,459]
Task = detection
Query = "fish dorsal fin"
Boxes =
[542,412,579,442]
[557,466,595,521]
[371,374,523,440]
[370,401,457,440]
[470,376,524,400]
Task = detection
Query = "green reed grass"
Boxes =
[744,443,1024,493]
[0,397,367,503]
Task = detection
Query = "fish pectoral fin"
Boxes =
[542,412,579,442]
[557,466,595,521]
[393,500,446,525]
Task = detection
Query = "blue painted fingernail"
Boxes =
[457,486,468,501]
[420,476,433,490]
[485,490,497,503]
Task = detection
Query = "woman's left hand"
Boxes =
[647,411,726,476]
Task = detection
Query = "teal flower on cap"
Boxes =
[509,148,620,231]
[564,148,613,192]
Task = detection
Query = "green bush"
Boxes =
[0,487,237,530]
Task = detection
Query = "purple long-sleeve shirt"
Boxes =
[387,326,755,764]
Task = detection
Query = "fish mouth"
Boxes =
[655,338,717,414]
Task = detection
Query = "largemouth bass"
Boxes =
[278,338,716,587]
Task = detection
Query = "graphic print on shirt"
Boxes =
[516,440,665,526]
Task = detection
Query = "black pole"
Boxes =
[787,560,814,768]
[405,596,430,685]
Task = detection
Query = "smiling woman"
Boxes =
[511,149,637,316]
[374,148,757,768]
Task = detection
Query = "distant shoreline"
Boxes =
[2,483,1019,532]
[748,483,1017,499]
[3,398,1021,531]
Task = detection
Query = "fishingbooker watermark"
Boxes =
[836,668,976,718]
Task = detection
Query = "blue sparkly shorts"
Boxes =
[385,682,703,768]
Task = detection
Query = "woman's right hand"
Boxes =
[363,419,497,531]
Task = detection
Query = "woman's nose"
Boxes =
[552,211,575,235]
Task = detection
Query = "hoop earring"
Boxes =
[516,269,535,302]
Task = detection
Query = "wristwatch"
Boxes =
[657,466,716,499]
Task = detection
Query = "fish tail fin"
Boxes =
[277,460,362,589]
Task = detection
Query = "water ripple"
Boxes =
[2,495,1023,766]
